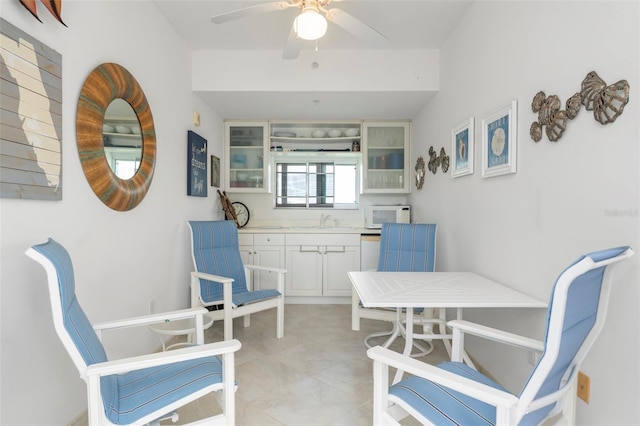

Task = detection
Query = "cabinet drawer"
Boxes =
[238,234,253,246]
[286,233,360,246]
[254,233,285,246]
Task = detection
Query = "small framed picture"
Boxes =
[482,100,517,178]
[210,155,220,187]
[451,117,474,178]
[187,130,207,197]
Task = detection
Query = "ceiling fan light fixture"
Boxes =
[294,7,327,41]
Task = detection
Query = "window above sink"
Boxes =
[272,152,360,210]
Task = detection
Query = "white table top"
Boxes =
[348,271,547,309]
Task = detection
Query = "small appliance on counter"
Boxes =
[365,205,411,229]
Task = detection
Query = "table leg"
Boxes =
[392,307,415,384]
[364,308,403,349]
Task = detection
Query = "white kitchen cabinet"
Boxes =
[238,233,285,291]
[224,121,269,192]
[285,234,360,297]
[362,121,411,193]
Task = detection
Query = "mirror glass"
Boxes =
[103,99,142,179]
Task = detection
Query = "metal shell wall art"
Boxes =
[439,148,450,173]
[530,92,568,142]
[530,71,629,143]
[427,146,450,174]
[580,72,629,125]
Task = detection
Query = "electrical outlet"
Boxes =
[577,371,590,403]
[148,300,154,315]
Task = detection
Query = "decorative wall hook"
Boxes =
[415,156,425,190]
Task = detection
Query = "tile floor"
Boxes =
[165,304,449,426]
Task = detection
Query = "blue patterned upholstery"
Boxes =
[378,223,437,272]
[372,223,437,317]
[189,220,281,306]
[390,362,510,424]
[387,246,631,425]
[30,239,226,425]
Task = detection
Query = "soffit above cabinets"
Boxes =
[153,1,471,119]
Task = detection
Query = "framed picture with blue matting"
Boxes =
[187,131,207,196]
[482,100,517,178]
[451,117,474,178]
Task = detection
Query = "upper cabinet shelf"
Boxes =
[269,121,362,151]
[271,135,360,142]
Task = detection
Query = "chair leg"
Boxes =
[276,298,284,339]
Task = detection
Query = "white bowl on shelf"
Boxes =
[103,124,115,133]
[344,128,360,137]
[116,125,132,134]
[131,126,141,135]
[311,130,326,138]
[327,129,342,138]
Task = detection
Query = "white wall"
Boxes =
[0,2,225,424]
[409,1,639,424]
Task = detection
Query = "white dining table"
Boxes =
[348,271,547,383]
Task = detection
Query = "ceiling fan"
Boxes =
[211,0,387,60]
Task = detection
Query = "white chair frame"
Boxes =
[27,245,241,426]
[190,268,285,341]
[368,247,634,425]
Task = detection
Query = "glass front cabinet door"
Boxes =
[362,121,410,193]
[224,121,269,192]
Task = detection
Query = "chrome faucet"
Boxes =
[320,214,338,228]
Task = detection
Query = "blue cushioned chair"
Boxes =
[368,246,634,425]
[26,238,241,425]
[352,223,441,354]
[189,220,286,340]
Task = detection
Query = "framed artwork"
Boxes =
[187,131,207,196]
[451,117,474,178]
[1,19,62,200]
[482,100,517,178]
[210,155,220,187]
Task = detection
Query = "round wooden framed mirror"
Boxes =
[76,63,156,211]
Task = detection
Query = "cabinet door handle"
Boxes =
[299,246,319,252]
[325,246,346,253]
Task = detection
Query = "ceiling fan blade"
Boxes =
[211,1,292,24]
[325,8,387,43]
[282,24,302,60]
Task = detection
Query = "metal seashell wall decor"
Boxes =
[427,146,450,174]
[530,71,629,142]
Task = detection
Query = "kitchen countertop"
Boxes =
[239,226,380,235]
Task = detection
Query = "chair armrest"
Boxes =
[85,339,241,377]
[243,264,286,294]
[368,345,518,409]
[191,270,234,284]
[244,264,287,275]
[449,320,544,352]
[93,307,209,332]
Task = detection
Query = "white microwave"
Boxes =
[365,205,411,229]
